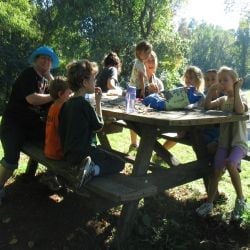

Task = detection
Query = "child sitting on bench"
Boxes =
[58,60,125,192]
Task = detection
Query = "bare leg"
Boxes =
[163,140,176,150]
[207,169,223,203]
[0,165,12,187]
[227,164,244,199]
[130,130,138,146]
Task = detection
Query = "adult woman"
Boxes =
[96,52,121,93]
[0,46,59,204]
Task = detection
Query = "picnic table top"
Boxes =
[101,96,249,127]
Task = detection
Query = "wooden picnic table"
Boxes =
[99,96,249,243]
[21,95,249,247]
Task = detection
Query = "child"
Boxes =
[40,77,72,191]
[130,41,152,98]
[204,69,217,94]
[196,66,249,219]
[129,41,152,151]
[44,76,72,160]
[182,65,204,94]
[59,60,124,190]
[203,69,220,154]
[163,65,205,151]
[144,50,164,96]
[96,52,121,93]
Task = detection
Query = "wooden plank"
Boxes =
[89,161,211,201]
[21,144,157,202]
[146,161,211,191]
[21,144,211,202]
[101,99,249,127]
[87,174,157,202]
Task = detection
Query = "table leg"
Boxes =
[25,158,38,177]
[116,200,139,247]
[190,128,210,193]
[126,121,180,168]
[115,125,157,246]
[97,132,112,150]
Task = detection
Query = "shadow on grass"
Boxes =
[0,174,118,250]
[125,191,250,250]
[0,175,249,250]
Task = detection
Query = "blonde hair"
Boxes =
[183,65,204,92]
[145,50,158,71]
[218,66,238,82]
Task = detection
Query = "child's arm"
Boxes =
[204,83,220,110]
[95,87,102,118]
[234,79,248,114]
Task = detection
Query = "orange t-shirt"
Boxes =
[44,102,63,160]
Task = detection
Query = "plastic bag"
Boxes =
[143,86,203,111]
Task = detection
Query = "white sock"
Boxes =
[94,165,100,176]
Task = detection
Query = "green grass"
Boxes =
[109,127,250,229]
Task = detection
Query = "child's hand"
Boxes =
[208,83,220,92]
[234,78,243,90]
[95,87,102,104]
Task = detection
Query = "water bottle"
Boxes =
[126,85,136,113]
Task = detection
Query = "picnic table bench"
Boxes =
[21,143,210,202]
[21,96,249,247]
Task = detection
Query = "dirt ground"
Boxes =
[0,173,250,250]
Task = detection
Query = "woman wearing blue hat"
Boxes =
[0,46,59,204]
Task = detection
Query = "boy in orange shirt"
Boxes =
[44,76,72,159]
[42,76,72,190]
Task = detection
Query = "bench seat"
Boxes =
[21,143,211,202]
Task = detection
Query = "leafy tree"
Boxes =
[186,23,237,72]
[0,0,41,112]
[33,0,186,86]
[235,19,250,88]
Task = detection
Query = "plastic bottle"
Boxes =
[126,85,136,113]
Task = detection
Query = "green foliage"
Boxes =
[0,0,41,112]
[235,19,250,89]
[241,209,250,228]
[179,17,250,90]
[187,23,237,71]
[33,0,186,84]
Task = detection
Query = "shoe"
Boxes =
[196,202,213,217]
[39,174,62,191]
[76,156,95,189]
[128,144,138,153]
[231,198,249,221]
[0,188,5,206]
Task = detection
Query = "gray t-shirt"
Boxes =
[215,94,248,153]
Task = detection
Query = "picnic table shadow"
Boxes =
[0,173,116,250]
[0,174,249,250]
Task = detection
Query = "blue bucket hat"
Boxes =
[28,46,59,69]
